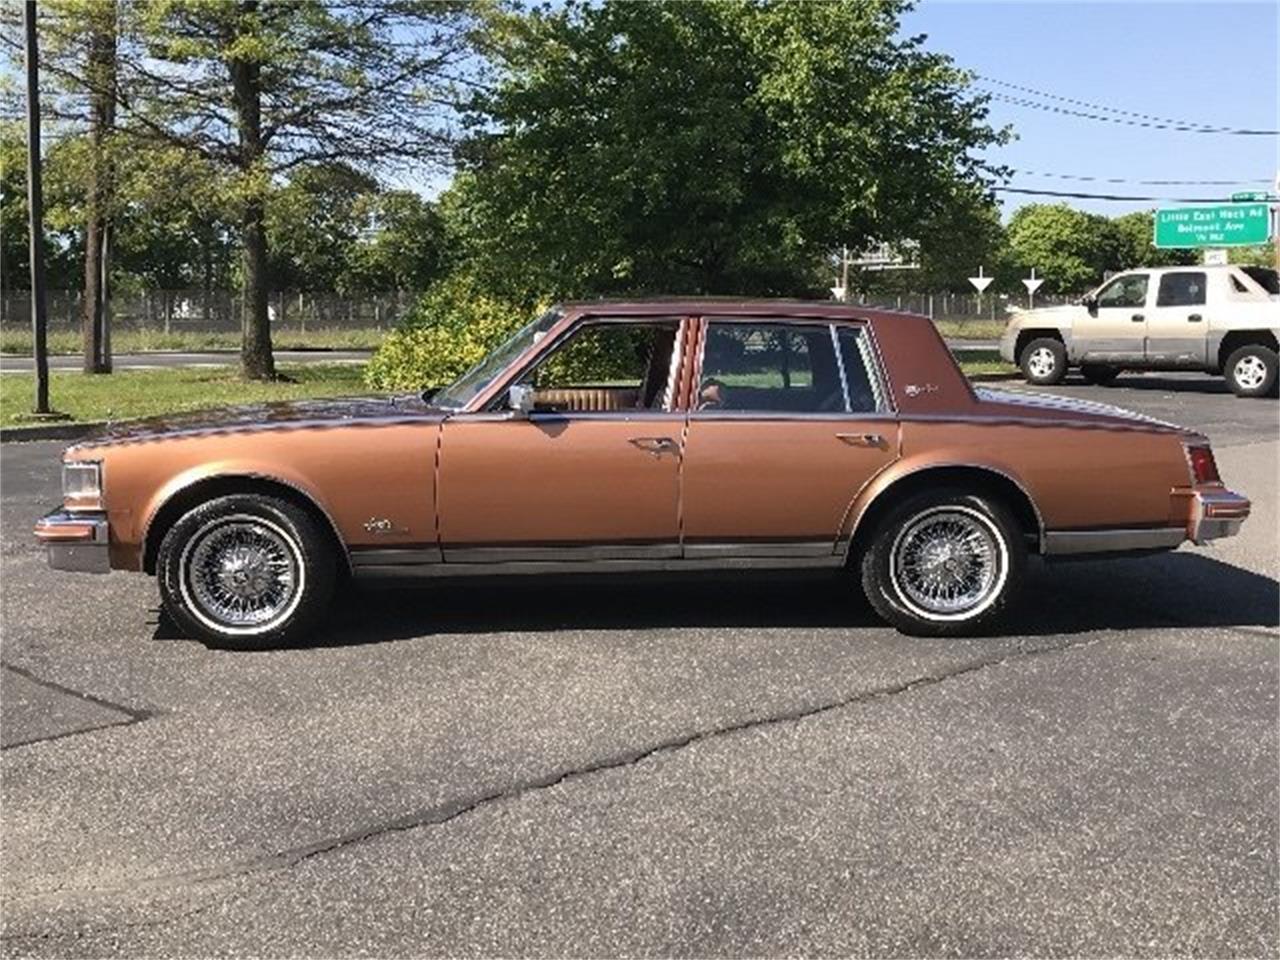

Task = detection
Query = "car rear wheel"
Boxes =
[158,493,336,649]
[1080,364,1121,386]
[1019,338,1067,385]
[1224,344,1278,398]
[859,490,1026,637]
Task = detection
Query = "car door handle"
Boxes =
[1188,313,1202,322]
[836,432,886,449]
[1131,313,1145,323]
[628,436,678,456]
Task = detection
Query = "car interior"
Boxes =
[509,320,680,412]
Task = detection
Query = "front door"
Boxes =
[1073,272,1150,363]
[680,319,898,559]
[1146,270,1209,366]
[437,318,684,561]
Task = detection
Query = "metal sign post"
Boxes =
[968,266,993,317]
[1021,267,1044,310]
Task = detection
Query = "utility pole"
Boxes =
[24,0,50,415]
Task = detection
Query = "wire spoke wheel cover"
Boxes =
[1234,355,1268,391]
[179,514,305,635]
[889,505,1008,621]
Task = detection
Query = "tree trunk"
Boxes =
[229,0,275,380]
[80,4,115,374]
[24,0,49,413]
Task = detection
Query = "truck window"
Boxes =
[1241,266,1280,295]
[1097,275,1148,308]
[1156,272,1206,307]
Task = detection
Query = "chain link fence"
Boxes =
[850,291,1075,330]
[0,290,415,334]
[2,288,1077,342]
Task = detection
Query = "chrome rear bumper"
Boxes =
[1043,487,1250,556]
[34,509,110,573]
[1188,488,1250,544]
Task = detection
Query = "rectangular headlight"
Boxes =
[62,461,102,508]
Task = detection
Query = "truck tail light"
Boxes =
[1184,443,1220,485]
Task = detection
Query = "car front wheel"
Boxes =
[859,490,1026,637]
[158,493,336,649]
[1224,344,1278,398]
[1019,337,1067,385]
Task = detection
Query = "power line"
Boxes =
[972,73,1274,135]
[983,92,1278,136]
[1009,169,1271,186]
[994,186,1241,203]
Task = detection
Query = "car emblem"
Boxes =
[904,383,939,397]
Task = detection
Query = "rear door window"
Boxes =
[698,322,846,413]
[1156,272,1207,307]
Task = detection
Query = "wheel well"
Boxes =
[142,475,349,575]
[1217,330,1279,372]
[1014,328,1065,362]
[847,466,1043,563]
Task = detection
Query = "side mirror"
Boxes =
[508,383,535,416]
[1081,294,1098,314]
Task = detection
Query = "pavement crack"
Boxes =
[1,661,157,752]
[8,633,1102,913]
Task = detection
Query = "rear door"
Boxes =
[1146,270,1209,366]
[679,318,898,560]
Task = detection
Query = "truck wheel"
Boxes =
[859,489,1026,637]
[1019,338,1067,385]
[1224,344,1278,398]
[1080,364,1121,386]
[158,493,336,649]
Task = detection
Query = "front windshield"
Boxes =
[433,308,563,410]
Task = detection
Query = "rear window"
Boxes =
[1241,266,1280,296]
[1156,272,1206,307]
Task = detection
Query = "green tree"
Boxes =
[118,0,479,379]
[343,191,447,294]
[265,162,378,292]
[1003,203,1122,293]
[0,122,84,292]
[1111,211,1196,269]
[454,0,1005,299]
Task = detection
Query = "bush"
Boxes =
[363,274,545,391]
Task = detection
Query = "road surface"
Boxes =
[2,374,1274,957]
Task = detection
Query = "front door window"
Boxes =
[506,321,680,413]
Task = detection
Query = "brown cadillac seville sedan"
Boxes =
[36,300,1251,647]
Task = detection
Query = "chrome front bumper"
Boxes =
[34,509,110,573]
[1187,488,1251,544]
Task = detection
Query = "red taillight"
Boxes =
[1186,443,1220,485]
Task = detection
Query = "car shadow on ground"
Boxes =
[154,551,1279,650]
[1057,373,1265,397]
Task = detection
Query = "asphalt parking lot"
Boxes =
[1,372,1276,957]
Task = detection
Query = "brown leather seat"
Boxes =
[535,387,641,412]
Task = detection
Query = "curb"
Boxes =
[967,372,1022,383]
[1,422,102,444]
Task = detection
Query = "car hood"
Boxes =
[973,385,1185,432]
[74,393,446,447]
[1008,304,1081,328]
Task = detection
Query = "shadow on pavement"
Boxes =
[156,551,1279,650]
[1056,373,1273,398]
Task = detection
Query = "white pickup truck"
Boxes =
[999,264,1280,397]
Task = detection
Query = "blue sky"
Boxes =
[901,0,1279,217]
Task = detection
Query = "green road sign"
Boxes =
[1231,191,1269,202]
[1154,203,1272,248]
